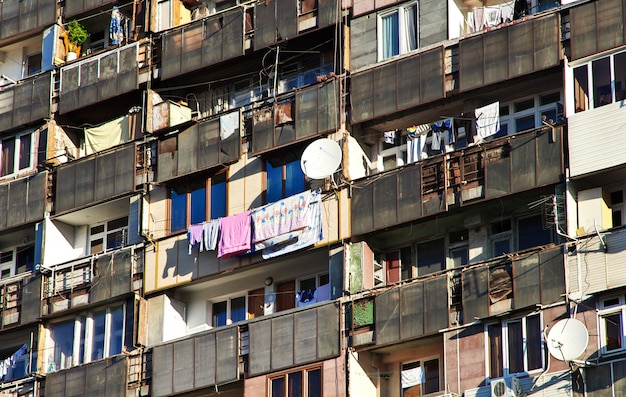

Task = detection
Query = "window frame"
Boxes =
[168,172,228,234]
[571,49,626,113]
[0,130,34,178]
[377,132,407,172]
[377,2,420,62]
[88,216,129,255]
[48,304,126,372]
[498,92,562,136]
[485,313,544,379]
[265,158,306,204]
[211,295,247,327]
[268,364,323,397]
[0,249,15,279]
[598,295,626,355]
[400,357,441,396]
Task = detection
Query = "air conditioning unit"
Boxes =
[490,376,521,397]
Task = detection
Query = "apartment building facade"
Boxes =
[0,0,623,396]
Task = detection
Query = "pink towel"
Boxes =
[218,211,252,258]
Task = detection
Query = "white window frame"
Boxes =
[490,219,513,257]
[377,134,407,172]
[570,49,626,113]
[88,216,128,255]
[211,295,247,327]
[49,305,126,372]
[498,92,562,136]
[598,295,626,355]
[377,2,419,62]
[0,249,15,280]
[0,130,35,178]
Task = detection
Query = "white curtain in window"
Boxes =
[401,5,417,53]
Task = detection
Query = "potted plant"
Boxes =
[62,20,89,61]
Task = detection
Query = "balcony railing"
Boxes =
[568,0,626,61]
[351,126,563,235]
[251,79,338,154]
[0,0,56,42]
[458,12,560,92]
[0,72,52,132]
[54,143,136,215]
[59,42,143,114]
[350,47,445,124]
[0,272,41,329]
[0,171,49,233]
[43,245,139,315]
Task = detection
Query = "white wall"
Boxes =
[448,0,466,39]
[162,295,187,342]
[346,135,371,180]
[0,36,42,81]
[43,218,83,266]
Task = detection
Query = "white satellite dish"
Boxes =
[546,318,589,362]
[300,138,342,180]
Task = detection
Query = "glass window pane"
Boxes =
[213,301,227,327]
[92,311,106,361]
[107,216,128,230]
[493,238,511,256]
[271,377,285,397]
[285,160,305,197]
[78,317,86,365]
[573,65,589,113]
[381,12,400,59]
[170,187,187,232]
[515,115,535,132]
[605,313,623,351]
[288,371,302,397]
[231,297,246,323]
[266,161,283,203]
[518,215,552,250]
[2,138,15,176]
[19,134,31,170]
[615,52,626,101]
[109,306,125,356]
[417,239,445,276]
[190,184,207,225]
[91,238,104,254]
[211,174,227,219]
[526,315,542,371]
[507,321,524,374]
[52,320,76,370]
[592,57,612,108]
[308,369,321,397]
[106,230,125,251]
[423,359,440,393]
[450,247,469,267]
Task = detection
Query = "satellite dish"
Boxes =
[547,318,589,362]
[300,138,342,180]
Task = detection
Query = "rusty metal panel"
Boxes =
[373,173,398,230]
[173,339,195,393]
[222,9,245,61]
[182,23,203,75]
[216,327,239,383]
[508,21,534,78]
[540,247,565,305]
[31,72,51,123]
[376,288,400,345]
[152,102,169,131]
[296,86,318,139]
[12,80,33,128]
[162,30,182,80]
[463,266,489,323]
[400,282,424,339]
[351,180,374,235]
[272,314,294,369]
[420,47,444,102]
[350,70,374,123]
[44,371,66,397]
[153,344,174,397]
[373,62,397,118]
[397,54,420,110]
[317,302,340,358]
[534,13,560,70]
[484,29,508,85]
[203,16,223,66]
[252,107,274,154]
[295,309,317,364]
[60,65,80,114]
[513,253,540,310]
[249,320,272,376]
[318,0,338,28]
[7,178,27,227]
[485,145,511,199]
[277,0,297,40]
[255,0,277,49]
[99,51,119,102]
[424,276,448,334]
[27,171,47,223]
[459,35,483,92]
[195,333,216,388]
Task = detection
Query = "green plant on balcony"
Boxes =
[62,20,89,60]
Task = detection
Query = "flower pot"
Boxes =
[66,51,78,61]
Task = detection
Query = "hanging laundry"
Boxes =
[218,211,252,258]
[401,365,424,388]
[431,131,441,151]
[472,7,485,32]
[383,130,396,144]
[484,6,502,28]
[84,115,130,155]
[407,134,426,163]
[203,219,220,251]
[220,111,240,140]
[251,190,313,243]
[188,223,204,254]
[475,101,500,139]
[501,1,515,23]
[110,6,124,45]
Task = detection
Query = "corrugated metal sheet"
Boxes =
[606,229,626,289]
[569,102,626,177]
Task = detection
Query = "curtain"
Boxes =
[402,5,417,53]
[382,12,399,59]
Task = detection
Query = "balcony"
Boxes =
[350,47,444,124]
[44,354,137,396]
[42,245,140,315]
[0,72,52,132]
[458,12,560,92]
[59,42,146,114]
[0,0,56,42]
[567,226,626,296]
[64,0,132,19]
[0,273,41,329]
[0,171,49,233]
[159,0,338,80]
[252,79,338,154]
[568,0,626,61]
[54,143,136,215]
[156,111,241,182]
[351,127,563,235]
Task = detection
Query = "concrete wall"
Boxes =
[44,218,83,266]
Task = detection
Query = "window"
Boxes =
[378,2,419,61]
[572,49,626,113]
[416,238,445,276]
[212,296,246,327]
[449,230,469,268]
[25,53,42,77]
[89,216,128,254]
[401,358,440,396]
[490,219,512,256]
[269,366,322,397]
[0,250,15,279]
[487,314,543,378]
[169,173,228,233]
[517,215,553,251]
[297,273,330,306]
[382,247,413,283]
[0,131,33,177]
[378,131,407,172]
[497,92,562,137]
[611,189,624,227]
[599,296,626,354]
[266,159,306,204]
[49,305,126,371]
